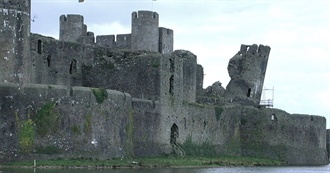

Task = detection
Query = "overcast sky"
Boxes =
[31,0,330,128]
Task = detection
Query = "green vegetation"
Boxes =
[33,102,61,137]
[180,136,216,157]
[83,114,92,134]
[214,107,223,121]
[151,60,160,68]
[125,110,134,158]
[17,113,35,153]
[3,156,285,168]
[35,145,61,155]
[91,88,108,104]
[70,124,81,135]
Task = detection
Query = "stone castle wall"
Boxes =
[0,83,133,161]
[0,0,31,84]
[0,1,328,165]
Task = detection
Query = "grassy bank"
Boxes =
[2,156,285,168]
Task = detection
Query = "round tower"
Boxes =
[59,14,85,42]
[131,11,159,52]
[0,0,31,83]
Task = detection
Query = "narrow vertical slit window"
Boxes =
[169,75,174,96]
[37,40,42,54]
[47,55,51,67]
[69,59,77,74]
[247,88,251,97]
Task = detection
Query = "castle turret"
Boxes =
[0,0,31,84]
[224,44,271,104]
[159,27,173,54]
[131,11,159,52]
[59,14,86,42]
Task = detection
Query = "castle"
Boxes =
[0,0,329,165]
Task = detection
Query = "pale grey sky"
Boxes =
[31,0,330,128]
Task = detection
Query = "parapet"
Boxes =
[60,14,84,23]
[132,11,159,19]
[59,14,86,42]
[96,35,115,48]
[95,34,131,49]
[239,44,271,56]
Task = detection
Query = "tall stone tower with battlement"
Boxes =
[131,11,159,52]
[0,0,31,84]
[225,44,271,104]
[60,14,94,44]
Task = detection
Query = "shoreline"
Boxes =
[0,156,286,169]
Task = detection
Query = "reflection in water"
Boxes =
[1,165,330,173]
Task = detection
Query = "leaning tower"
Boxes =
[0,0,31,83]
[131,11,159,52]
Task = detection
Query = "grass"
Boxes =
[2,156,285,168]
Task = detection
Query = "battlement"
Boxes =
[239,44,271,56]
[60,14,87,42]
[60,14,84,23]
[96,34,131,49]
[132,11,158,19]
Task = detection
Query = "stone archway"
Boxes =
[170,123,179,144]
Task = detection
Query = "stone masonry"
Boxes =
[0,1,329,165]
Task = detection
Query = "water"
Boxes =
[1,165,330,173]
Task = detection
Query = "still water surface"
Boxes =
[1,165,330,173]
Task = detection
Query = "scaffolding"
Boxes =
[260,87,274,108]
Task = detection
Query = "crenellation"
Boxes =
[96,35,115,48]
[116,34,131,49]
[59,14,86,43]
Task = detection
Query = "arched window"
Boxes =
[46,55,51,67]
[37,40,42,54]
[170,123,179,144]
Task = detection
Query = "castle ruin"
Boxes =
[0,0,329,165]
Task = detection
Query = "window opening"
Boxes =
[37,40,42,54]
[69,59,77,74]
[47,55,51,67]
[169,75,174,96]
[247,88,251,97]
[170,58,174,72]
[170,124,179,144]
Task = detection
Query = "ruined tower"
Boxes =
[59,14,86,42]
[131,11,159,52]
[224,44,271,104]
[0,0,31,83]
